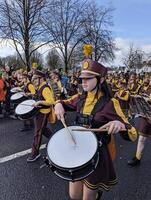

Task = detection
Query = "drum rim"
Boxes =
[49,151,100,182]
[17,108,38,120]
[47,147,99,171]
[10,92,24,100]
[47,125,99,169]
[10,87,22,93]
[15,99,38,119]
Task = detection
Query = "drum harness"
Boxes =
[42,93,112,174]
[33,84,52,109]
[23,82,32,93]
[75,92,111,145]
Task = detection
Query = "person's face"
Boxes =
[32,76,40,89]
[82,77,97,92]
[22,76,27,83]
[129,75,135,83]
[17,74,22,82]
[5,66,10,72]
[143,78,149,85]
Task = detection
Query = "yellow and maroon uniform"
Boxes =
[57,90,137,191]
[31,81,55,155]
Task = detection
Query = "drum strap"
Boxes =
[76,93,116,160]
[24,82,31,93]
[35,84,51,101]
[76,92,110,126]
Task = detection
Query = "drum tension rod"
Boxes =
[69,170,74,181]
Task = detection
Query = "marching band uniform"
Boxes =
[20,73,36,132]
[128,78,151,166]
[55,47,137,200]
[114,81,130,117]
[128,74,141,95]
[111,76,120,95]
[27,70,55,162]
[0,72,6,117]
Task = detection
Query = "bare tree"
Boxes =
[42,0,89,72]
[82,2,115,62]
[46,49,63,70]
[0,0,51,71]
[0,54,25,70]
[122,44,144,70]
[30,51,43,67]
[143,53,151,68]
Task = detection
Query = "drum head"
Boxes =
[47,126,98,169]
[11,87,22,93]
[15,99,36,115]
[11,92,24,100]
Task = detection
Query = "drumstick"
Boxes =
[19,103,42,108]
[19,103,34,107]
[60,119,76,145]
[71,128,126,132]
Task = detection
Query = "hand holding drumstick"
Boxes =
[72,120,126,134]
[99,120,126,134]
[55,102,76,145]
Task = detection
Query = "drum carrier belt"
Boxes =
[75,93,111,145]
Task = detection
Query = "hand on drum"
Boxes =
[54,103,65,121]
[32,101,42,107]
[99,120,126,134]
[24,93,31,97]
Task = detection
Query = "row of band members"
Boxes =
[0,62,151,199]
[0,65,150,106]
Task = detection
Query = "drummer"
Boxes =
[139,76,151,98]
[19,72,36,132]
[128,73,141,95]
[27,70,55,162]
[128,77,151,166]
[22,72,36,96]
[54,45,137,200]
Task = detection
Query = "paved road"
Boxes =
[0,114,151,200]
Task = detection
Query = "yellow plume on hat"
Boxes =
[32,62,38,69]
[83,44,93,58]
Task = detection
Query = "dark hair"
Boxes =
[100,80,113,99]
[95,76,113,99]
[80,77,113,102]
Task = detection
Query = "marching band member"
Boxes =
[19,72,36,132]
[128,77,151,166]
[54,45,137,200]
[128,73,141,95]
[27,70,55,163]
[114,80,130,117]
[22,72,36,96]
[0,71,5,118]
[139,77,151,98]
[111,74,120,95]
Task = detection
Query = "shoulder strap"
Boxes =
[91,95,110,116]
[77,92,87,113]
[38,83,50,100]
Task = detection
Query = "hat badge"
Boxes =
[83,61,89,69]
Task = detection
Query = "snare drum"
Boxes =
[10,92,27,104]
[15,99,38,120]
[10,87,22,93]
[47,126,100,181]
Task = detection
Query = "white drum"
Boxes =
[10,92,27,104]
[10,87,22,93]
[47,126,99,181]
[15,99,38,120]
